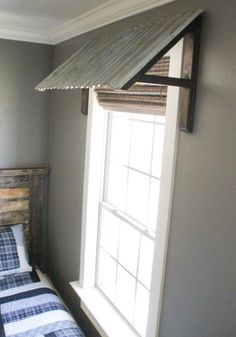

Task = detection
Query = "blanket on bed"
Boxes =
[0,271,84,337]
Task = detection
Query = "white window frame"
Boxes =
[70,39,184,337]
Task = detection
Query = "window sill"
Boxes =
[70,281,139,337]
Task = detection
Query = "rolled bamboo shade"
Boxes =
[96,56,169,114]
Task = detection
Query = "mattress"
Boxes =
[0,270,84,337]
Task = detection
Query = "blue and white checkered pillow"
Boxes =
[0,224,32,277]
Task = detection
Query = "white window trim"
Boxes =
[70,39,184,337]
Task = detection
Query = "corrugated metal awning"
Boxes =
[35,10,202,92]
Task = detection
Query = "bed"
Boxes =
[0,168,84,337]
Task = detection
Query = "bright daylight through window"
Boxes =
[97,111,165,336]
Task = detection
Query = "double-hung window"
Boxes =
[71,40,184,337]
[97,111,165,336]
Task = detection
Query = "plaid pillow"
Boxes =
[0,270,39,290]
[0,224,32,277]
[0,227,20,272]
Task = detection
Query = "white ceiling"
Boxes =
[0,0,175,45]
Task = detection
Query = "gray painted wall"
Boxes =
[47,1,236,336]
[0,39,52,168]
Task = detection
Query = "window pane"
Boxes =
[100,208,120,258]
[116,265,136,322]
[138,236,154,289]
[98,249,117,302]
[110,115,130,165]
[131,113,155,122]
[118,221,140,276]
[134,283,150,336]
[151,124,165,178]
[147,178,160,232]
[126,170,149,224]
[129,121,153,173]
[106,162,128,209]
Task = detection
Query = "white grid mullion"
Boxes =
[145,120,156,227]
[132,232,142,324]
[126,117,165,126]
[114,216,121,304]
[124,116,133,214]
[125,164,160,180]
[98,246,151,293]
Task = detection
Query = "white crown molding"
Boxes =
[0,0,175,45]
[0,26,52,44]
[50,0,175,44]
[0,11,54,44]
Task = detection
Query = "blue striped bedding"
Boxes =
[0,270,84,337]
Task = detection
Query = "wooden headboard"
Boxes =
[0,168,49,272]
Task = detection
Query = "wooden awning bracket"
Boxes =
[81,88,89,115]
[122,15,202,132]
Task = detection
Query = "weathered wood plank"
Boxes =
[0,168,49,177]
[0,210,29,225]
[0,188,29,199]
[0,200,29,214]
[0,176,29,188]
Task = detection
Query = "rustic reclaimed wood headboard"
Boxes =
[0,168,49,272]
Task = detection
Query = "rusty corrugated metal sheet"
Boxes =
[35,10,202,92]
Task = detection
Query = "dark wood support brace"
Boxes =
[139,75,191,88]
[179,19,202,132]
[122,15,202,132]
[81,88,89,115]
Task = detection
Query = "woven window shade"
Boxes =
[96,56,169,114]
